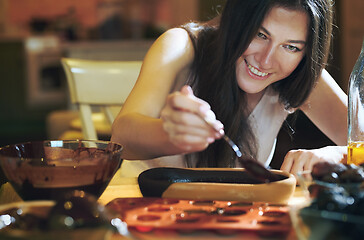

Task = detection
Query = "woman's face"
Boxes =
[236,6,309,95]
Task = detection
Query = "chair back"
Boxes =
[61,58,142,140]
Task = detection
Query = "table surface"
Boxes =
[0,169,308,240]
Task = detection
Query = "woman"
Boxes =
[111,0,347,177]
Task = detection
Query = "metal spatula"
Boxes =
[202,117,279,183]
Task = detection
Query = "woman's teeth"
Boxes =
[247,63,268,77]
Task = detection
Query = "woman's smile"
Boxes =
[244,59,270,79]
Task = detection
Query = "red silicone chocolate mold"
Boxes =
[107,198,292,236]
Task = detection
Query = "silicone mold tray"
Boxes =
[107,197,292,236]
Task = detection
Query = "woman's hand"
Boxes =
[280,146,347,175]
[160,85,224,152]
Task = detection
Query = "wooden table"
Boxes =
[0,170,307,240]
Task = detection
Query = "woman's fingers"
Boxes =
[163,85,223,133]
[162,112,216,138]
[162,114,214,152]
[161,85,224,151]
[280,146,347,175]
[163,121,213,150]
[168,85,211,115]
[180,85,224,133]
[280,152,294,173]
[282,150,316,175]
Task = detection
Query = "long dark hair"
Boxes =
[183,0,333,167]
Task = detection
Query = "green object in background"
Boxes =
[0,39,67,147]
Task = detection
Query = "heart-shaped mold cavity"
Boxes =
[258,220,282,226]
[183,209,210,215]
[137,215,161,221]
[263,211,287,218]
[147,207,171,212]
[189,200,215,206]
[175,214,201,223]
[230,202,253,207]
[216,218,240,223]
[155,199,180,205]
[221,209,247,216]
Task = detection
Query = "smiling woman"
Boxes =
[110,0,348,178]
[235,7,309,96]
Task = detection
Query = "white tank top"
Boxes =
[119,87,291,177]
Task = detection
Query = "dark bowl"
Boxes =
[138,167,296,204]
[294,165,364,240]
[0,140,123,201]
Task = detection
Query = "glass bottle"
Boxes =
[348,39,364,165]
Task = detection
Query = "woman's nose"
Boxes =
[256,44,275,69]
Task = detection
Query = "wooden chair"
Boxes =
[61,58,142,140]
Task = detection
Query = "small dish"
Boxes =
[0,201,110,240]
[290,204,364,240]
[138,167,296,204]
[0,191,122,240]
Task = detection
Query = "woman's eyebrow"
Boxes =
[261,27,306,45]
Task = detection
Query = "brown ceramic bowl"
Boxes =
[0,140,123,201]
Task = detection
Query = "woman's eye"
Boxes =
[257,32,267,40]
[284,45,301,52]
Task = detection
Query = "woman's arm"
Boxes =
[300,69,347,145]
[111,28,193,159]
[111,28,222,160]
[281,69,348,174]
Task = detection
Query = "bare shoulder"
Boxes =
[162,27,192,42]
[159,27,193,49]
[120,28,195,117]
[142,28,195,70]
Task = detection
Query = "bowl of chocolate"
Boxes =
[297,162,364,198]
[0,140,123,201]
